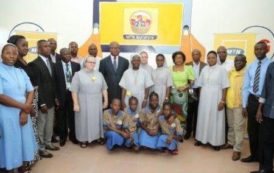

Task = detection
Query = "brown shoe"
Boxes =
[221,143,233,149]
[232,151,241,161]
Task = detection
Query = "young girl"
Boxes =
[151,54,173,106]
[103,99,129,150]
[124,96,140,151]
[157,102,184,154]
[139,92,161,150]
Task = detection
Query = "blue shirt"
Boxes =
[259,62,274,119]
[242,57,271,108]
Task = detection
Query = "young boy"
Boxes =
[157,102,183,154]
[124,96,140,151]
[103,99,129,150]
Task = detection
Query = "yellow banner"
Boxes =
[16,31,57,63]
[214,33,256,63]
[100,2,183,46]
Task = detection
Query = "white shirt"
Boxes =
[111,55,119,67]
[50,53,57,63]
[140,64,153,76]
[219,59,234,72]
[62,61,72,90]
[39,54,49,65]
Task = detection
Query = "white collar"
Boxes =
[62,60,71,66]
[193,62,200,66]
[39,54,49,62]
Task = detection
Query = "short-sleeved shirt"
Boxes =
[170,65,195,88]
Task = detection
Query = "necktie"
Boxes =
[253,61,261,93]
[46,58,52,76]
[65,63,72,83]
[113,57,117,71]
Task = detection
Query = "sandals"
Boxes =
[96,139,105,145]
[18,165,31,173]
[170,149,178,155]
[80,143,87,148]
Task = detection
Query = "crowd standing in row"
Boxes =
[0,36,273,173]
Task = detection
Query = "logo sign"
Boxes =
[130,11,152,34]
[124,8,158,40]
[214,33,256,63]
[227,47,245,56]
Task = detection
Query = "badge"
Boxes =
[91,76,96,81]
[134,113,139,119]
[116,120,122,125]
[126,91,132,96]
[171,123,176,128]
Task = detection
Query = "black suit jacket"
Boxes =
[49,53,61,64]
[186,61,207,101]
[99,55,129,102]
[186,61,207,74]
[28,56,56,109]
[55,61,80,107]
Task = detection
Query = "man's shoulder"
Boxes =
[200,61,207,66]
[71,61,80,67]
[185,61,193,66]
[267,61,274,70]
[119,56,129,62]
[29,57,42,66]
[100,56,111,63]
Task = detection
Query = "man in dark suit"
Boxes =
[55,48,80,146]
[48,38,62,144]
[185,49,207,139]
[48,38,61,63]
[28,40,59,158]
[99,41,129,107]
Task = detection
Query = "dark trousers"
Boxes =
[259,117,274,172]
[57,91,76,141]
[247,94,260,159]
[186,88,199,137]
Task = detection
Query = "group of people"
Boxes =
[0,35,273,173]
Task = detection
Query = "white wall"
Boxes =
[0,0,93,48]
[191,0,274,52]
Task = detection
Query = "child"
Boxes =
[139,92,161,150]
[157,102,184,154]
[124,96,140,151]
[103,99,129,150]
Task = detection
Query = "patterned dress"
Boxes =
[14,60,40,163]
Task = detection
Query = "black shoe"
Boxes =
[184,133,191,140]
[194,141,201,146]
[213,146,220,151]
[241,155,258,163]
[39,150,53,158]
[51,136,59,143]
[96,138,105,145]
[0,168,8,173]
[250,170,273,173]
[60,139,66,147]
[46,144,60,151]
[70,138,79,144]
